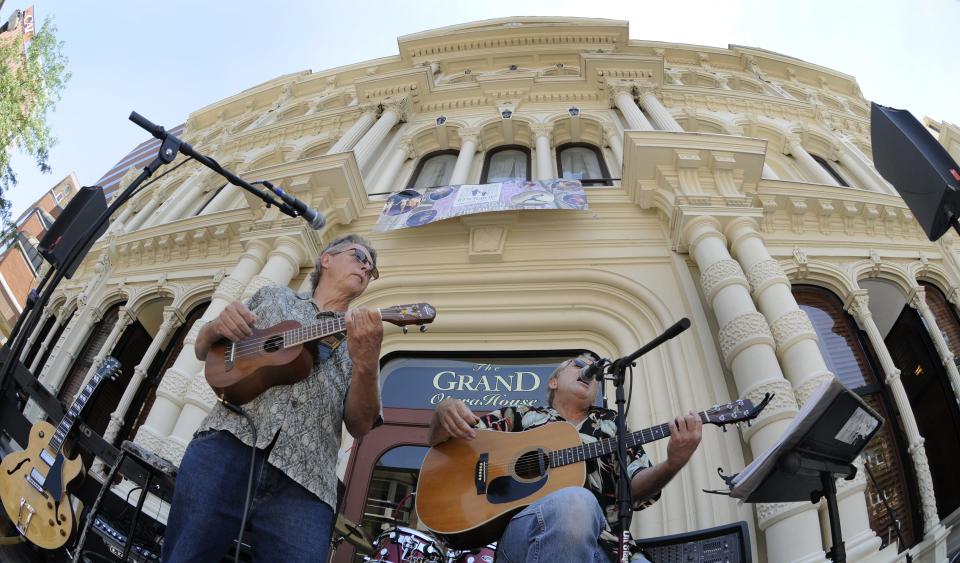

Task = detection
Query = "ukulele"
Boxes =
[0,357,121,549]
[204,303,436,404]
[416,395,771,549]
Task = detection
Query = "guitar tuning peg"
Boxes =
[420,325,428,333]
[402,326,409,334]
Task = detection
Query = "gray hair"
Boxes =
[309,234,378,293]
[546,354,597,407]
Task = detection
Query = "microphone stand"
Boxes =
[603,318,691,563]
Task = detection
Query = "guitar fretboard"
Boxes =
[282,316,347,348]
[48,372,107,454]
[547,411,708,468]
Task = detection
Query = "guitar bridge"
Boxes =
[224,342,236,371]
[475,453,488,495]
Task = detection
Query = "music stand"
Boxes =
[716,379,884,563]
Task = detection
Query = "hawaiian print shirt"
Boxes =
[199,285,375,511]
[474,405,659,560]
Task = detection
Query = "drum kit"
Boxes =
[331,515,496,563]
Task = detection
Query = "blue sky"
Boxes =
[6,0,958,220]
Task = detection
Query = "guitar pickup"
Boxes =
[475,453,488,495]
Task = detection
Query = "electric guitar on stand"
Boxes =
[204,303,436,404]
[0,357,121,549]
[416,395,771,549]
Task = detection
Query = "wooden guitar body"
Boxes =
[205,320,314,404]
[0,421,82,549]
[416,423,585,549]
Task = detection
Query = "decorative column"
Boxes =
[835,136,895,194]
[845,291,942,534]
[123,193,163,232]
[155,169,208,224]
[761,164,780,180]
[607,82,653,131]
[784,137,840,187]
[77,307,135,394]
[103,306,184,444]
[106,204,136,235]
[135,239,271,460]
[352,97,408,170]
[162,237,308,463]
[684,216,824,563]
[198,185,243,215]
[449,128,480,185]
[29,308,65,372]
[910,287,960,403]
[37,304,102,394]
[637,84,684,132]
[603,124,624,172]
[726,218,881,559]
[19,308,55,363]
[372,138,416,194]
[326,104,379,155]
[531,124,554,181]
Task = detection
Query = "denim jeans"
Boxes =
[161,430,334,563]
[495,487,609,563]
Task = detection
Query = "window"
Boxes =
[556,143,611,186]
[480,146,530,184]
[811,154,850,187]
[407,150,458,190]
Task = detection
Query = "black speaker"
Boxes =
[871,103,960,241]
[37,185,108,278]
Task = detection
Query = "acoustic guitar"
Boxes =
[0,357,121,549]
[416,395,771,549]
[204,303,436,404]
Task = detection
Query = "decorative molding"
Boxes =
[213,277,246,304]
[792,372,833,406]
[906,439,941,532]
[699,259,748,304]
[746,259,789,296]
[770,309,818,353]
[718,311,775,366]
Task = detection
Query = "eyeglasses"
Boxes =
[328,247,379,280]
[570,357,593,369]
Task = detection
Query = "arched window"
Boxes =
[480,145,530,184]
[407,150,459,189]
[555,143,611,186]
[811,154,850,187]
[794,285,920,549]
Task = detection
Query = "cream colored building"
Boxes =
[14,17,960,562]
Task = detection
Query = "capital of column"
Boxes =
[681,215,725,254]
[161,306,186,331]
[396,137,418,160]
[723,217,763,253]
[359,102,381,118]
[530,123,554,141]
[635,81,661,98]
[380,96,410,122]
[457,128,482,149]
[884,367,901,386]
[949,286,960,306]
[605,80,636,108]
[602,123,620,140]
[117,306,136,327]
[908,287,929,313]
[844,290,871,321]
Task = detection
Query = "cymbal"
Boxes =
[333,514,373,554]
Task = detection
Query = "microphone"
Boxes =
[260,181,326,230]
[578,360,605,385]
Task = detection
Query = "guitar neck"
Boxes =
[282,316,348,348]
[48,370,109,454]
[548,411,708,468]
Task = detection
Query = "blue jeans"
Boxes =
[162,430,334,563]
[495,487,609,563]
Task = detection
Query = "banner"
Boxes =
[373,178,588,232]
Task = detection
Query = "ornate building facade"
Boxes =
[15,17,960,562]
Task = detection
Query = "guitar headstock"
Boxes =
[702,393,773,428]
[380,303,437,327]
[97,356,122,381]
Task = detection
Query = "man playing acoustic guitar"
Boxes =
[428,353,703,563]
[162,234,384,562]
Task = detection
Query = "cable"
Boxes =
[217,396,258,563]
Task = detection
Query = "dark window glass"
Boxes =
[408,151,458,189]
[811,154,850,187]
[556,144,611,186]
[481,146,530,183]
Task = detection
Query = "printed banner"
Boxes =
[373,179,588,232]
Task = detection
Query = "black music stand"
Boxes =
[717,379,883,563]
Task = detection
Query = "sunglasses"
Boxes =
[570,357,593,369]
[328,247,379,280]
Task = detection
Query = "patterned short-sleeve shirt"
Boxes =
[475,405,659,557]
[199,285,372,510]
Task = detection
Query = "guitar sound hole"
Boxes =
[514,450,547,480]
[263,335,283,353]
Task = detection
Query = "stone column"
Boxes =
[107,204,136,235]
[637,84,684,132]
[77,307,135,395]
[785,137,840,187]
[352,97,408,170]
[123,194,164,232]
[155,170,208,224]
[449,129,480,185]
[845,292,942,534]
[198,185,243,215]
[103,306,185,444]
[603,124,624,172]
[910,287,960,404]
[373,138,416,194]
[726,218,881,559]
[326,104,379,155]
[38,304,103,395]
[607,82,653,131]
[762,164,780,180]
[685,216,824,562]
[835,136,895,194]
[135,239,271,459]
[160,237,308,462]
[532,124,554,181]
[29,308,66,372]
[19,308,55,363]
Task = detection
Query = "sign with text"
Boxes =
[380,357,583,411]
[373,179,588,232]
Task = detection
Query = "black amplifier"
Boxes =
[80,514,162,562]
[634,521,751,563]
